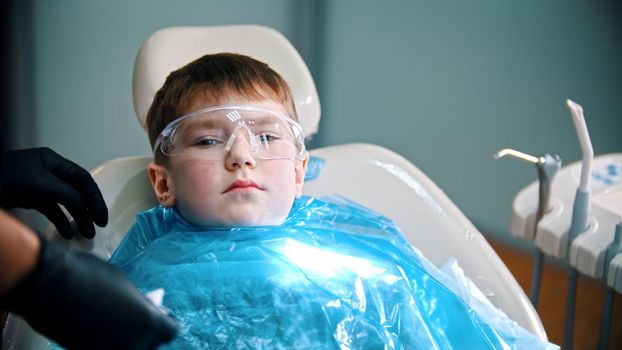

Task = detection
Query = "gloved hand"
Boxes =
[0,147,108,239]
[1,236,178,350]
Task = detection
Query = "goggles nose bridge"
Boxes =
[224,123,259,154]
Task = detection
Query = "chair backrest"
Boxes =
[74,144,546,339]
[132,25,321,138]
[131,25,546,339]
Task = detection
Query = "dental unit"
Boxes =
[507,99,622,349]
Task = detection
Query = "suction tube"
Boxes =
[597,223,622,350]
[567,99,593,193]
[564,99,593,350]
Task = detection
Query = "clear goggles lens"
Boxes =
[154,105,306,161]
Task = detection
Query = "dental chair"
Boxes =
[2,25,547,349]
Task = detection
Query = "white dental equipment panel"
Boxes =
[511,153,622,288]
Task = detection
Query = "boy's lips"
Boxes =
[223,180,263,193]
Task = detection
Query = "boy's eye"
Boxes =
[194,138,222,147]
[257,134,279,143]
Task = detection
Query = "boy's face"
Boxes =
[148,94,307,227]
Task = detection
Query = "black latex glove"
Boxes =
[0,147,108,239]
[1,237,178,350]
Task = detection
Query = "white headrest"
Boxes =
[132,25,321,139]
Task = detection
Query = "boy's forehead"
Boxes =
[183,92,291,117]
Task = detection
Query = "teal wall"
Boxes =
[20,0,622,248]
[314,1,622,248]
[32,0,301,166]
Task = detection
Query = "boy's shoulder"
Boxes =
[134,205,190,237]
[139,204,189,223]
[290,195,398,230]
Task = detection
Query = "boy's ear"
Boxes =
[294,155,308,198]
[147,162,176,207]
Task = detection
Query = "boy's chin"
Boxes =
[189,211,288,228]
[228,211,288,227]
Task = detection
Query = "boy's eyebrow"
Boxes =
[183,116,230,129]
[174,118,228,137]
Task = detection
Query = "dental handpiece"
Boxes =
[536,154,562,230]
[494,149,561,240]
[494,148,561,308]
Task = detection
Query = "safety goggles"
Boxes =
[153,105,307,161]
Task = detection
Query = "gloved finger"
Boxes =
[124,297,178,350]
[39,148,108,227]
[156,314,179,342]
[67,207,96,239]
[143,313,178,349]
[37,204,74,239]
[5,239,177,350]
[37,175,95,239]
[55,191,96,239]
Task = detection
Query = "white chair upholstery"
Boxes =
[2,25,546,348]
[132,25,321,138]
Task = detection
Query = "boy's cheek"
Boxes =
[294,161,307,197]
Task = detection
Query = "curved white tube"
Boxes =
[566,99,593,192]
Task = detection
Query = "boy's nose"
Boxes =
[224,130,257,169]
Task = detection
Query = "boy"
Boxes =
[111,53,556,349]
[145,52,308,227]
